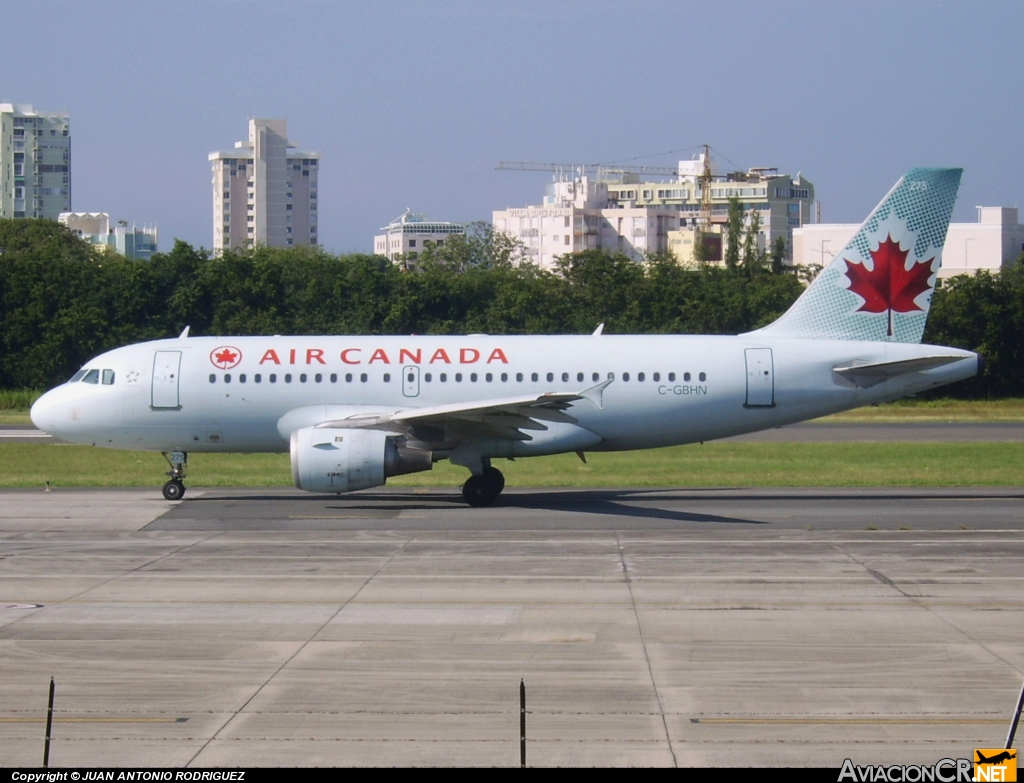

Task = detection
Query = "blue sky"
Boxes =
[2,0,1020,254]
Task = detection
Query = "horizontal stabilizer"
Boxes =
[833,355,967,388]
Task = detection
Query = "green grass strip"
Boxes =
[2,442,1023,489]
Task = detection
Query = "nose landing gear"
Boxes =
[461,465,505,507]
[161,451,188,501]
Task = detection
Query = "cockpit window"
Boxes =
[82,369,100,384]
[70,370,87,382]
[102,369,115,385]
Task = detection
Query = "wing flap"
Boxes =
[313,380,613,440]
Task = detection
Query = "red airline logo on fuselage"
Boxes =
[254,347,509,366]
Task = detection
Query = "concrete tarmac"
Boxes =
[1,486,1023,767]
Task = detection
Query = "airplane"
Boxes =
[30,168,981,506]
[976,751,1016,765]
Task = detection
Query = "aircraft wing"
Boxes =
[833,355,967,388]
[314,380,612,441]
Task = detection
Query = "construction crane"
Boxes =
[695,143,714,262]
[495,161,680,178]
[699,143,713,232]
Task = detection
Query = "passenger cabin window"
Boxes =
[101,369,115,385]
[209,374,216,384]
[82,369,100,384]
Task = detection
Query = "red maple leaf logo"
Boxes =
[844,235,934,336]
[210,346,242,369]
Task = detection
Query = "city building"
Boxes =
[792,207,1024,279]
[59,212,159,260]
[374,210,466,262]
[0,103,71,219]
[493,154,815,269]
[209,118,319,252]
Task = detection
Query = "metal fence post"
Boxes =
[43,677,55,768]
[1007,679,1024,750]
[520,678,526,768]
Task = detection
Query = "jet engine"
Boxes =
[290,427,432,493]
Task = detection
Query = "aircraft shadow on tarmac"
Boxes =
[168,486,1024,529]
[178,488,771,525]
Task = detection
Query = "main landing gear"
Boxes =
[462,465,505,507]
[161,451,188,501]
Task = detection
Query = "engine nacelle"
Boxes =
[290,427,432,494]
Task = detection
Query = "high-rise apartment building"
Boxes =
[209,118,319,252]
[0,103,71,219]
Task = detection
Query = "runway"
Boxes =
[1,486,1022,767]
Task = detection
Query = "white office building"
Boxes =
[374,210,467,261]
[792,207,1024,279]
[494,156,816,269]
[59,212,158,260]
[209,118,319,252]
[0,103,71,219]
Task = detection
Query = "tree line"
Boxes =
[0,218,1020,397]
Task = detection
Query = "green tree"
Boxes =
[724,196,743,271]
[742,209,764,277]
[771,235,787,274]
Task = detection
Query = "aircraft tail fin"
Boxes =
[753,168,962,343]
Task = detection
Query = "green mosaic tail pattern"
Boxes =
[756,168,962,343]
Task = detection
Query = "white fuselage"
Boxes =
[30,334,979,456]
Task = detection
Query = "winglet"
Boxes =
[578,379,613,410]
[178,326,190,339]
[592,323,604,336]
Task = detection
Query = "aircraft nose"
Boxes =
[30,389,59,432]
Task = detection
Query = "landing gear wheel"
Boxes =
[161,451,188,502]
[462,474,499,507]
[482,466,505,494]
[162,480,185,501]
